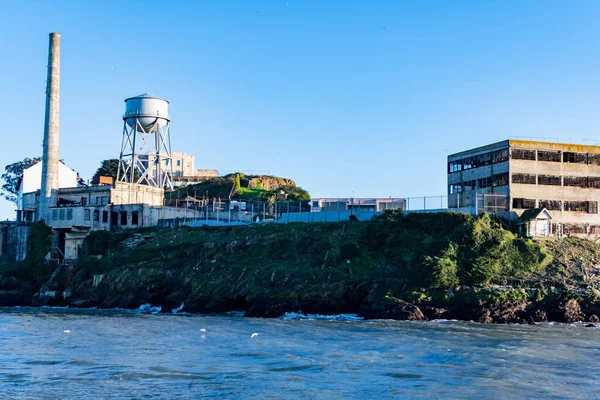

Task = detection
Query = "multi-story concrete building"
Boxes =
[448,139,600,236]
[17,181,202,261]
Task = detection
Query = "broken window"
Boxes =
[588,154,600,166]
[512,198,536,209]
[111,212,118,225]
[465,179,477,190]
[84,209,90,220]
[102,211,108,223]
[491,149,509,163]
[563,224,587,234]
[132,211,139,225]
[563,152,587,164]
[511,173,536,184]
[511,149,536,160]
[564,201,588,212]
[120,211,128,225]
[538,199,562,211]
[476,177,490,188]
[537,150,561,162]
[538,175,561,186]
[563,176,588,188]
[589,177,600,188]
[492,172,509,187]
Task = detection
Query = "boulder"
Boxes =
[587,314,600,323]
[561,299,585,323]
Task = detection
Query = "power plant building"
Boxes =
[448,139,600,237]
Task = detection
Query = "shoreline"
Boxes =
[2,212,600,327]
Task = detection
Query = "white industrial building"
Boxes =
[16,160,79,223]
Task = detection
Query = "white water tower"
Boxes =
[117,93,173,189]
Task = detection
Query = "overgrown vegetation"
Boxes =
[166,173,310,203]
[363,210,552,291]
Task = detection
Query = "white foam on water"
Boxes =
[280,312,363,321]
[138,304,162,315]
[172,302,185,314]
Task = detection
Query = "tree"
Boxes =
[1,157,41,203]
[92,159,120,184]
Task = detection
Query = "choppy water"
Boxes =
[0,307,598,399]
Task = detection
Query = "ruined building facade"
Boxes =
[448,139,600,236]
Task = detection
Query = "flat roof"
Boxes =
[449,139,600,159]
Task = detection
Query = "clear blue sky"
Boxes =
[2,1,600,219]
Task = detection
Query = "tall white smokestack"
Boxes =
[38,32,60,222]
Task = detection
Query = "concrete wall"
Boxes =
[111,182,164,206]
[0,224,31,261]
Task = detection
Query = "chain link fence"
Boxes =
[158,193,509,227]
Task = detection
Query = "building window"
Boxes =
[177,160,181,167]
[52,209,58,220]
[120,211,128,225]
[449,184,462,194]
[93,210,100,222]
[448,161,462,173]
[81,197,87,206]
[563,152,587,164]
[492,172,509,187]
[512,173,536,184]
[537,150,561,162]
[84,209,91,220]
[512,198,536,209]
[60,209,65,220]
[95,197,101,205]
[491,149,509,163]
[564,224,587,234]
[564,201,588,212]
[67,209,73,220]
[563,176,588,188]
[589,201,598,214]
[111,212,118,225]
[102,211,109,223]
[511,149,536,160]
[538,175,561,186]
[477,177,491,189]
[132,211,139,225]
[464,179,477,190]
[588,154,600,166]
[101,196,108,205]
[539,199,562,211]
[589,177,600,189]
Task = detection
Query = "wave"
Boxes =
[171,302,185,314]
[137,304,162,315]
[279,312,363,321]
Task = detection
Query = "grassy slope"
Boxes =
[64,211,562,312]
